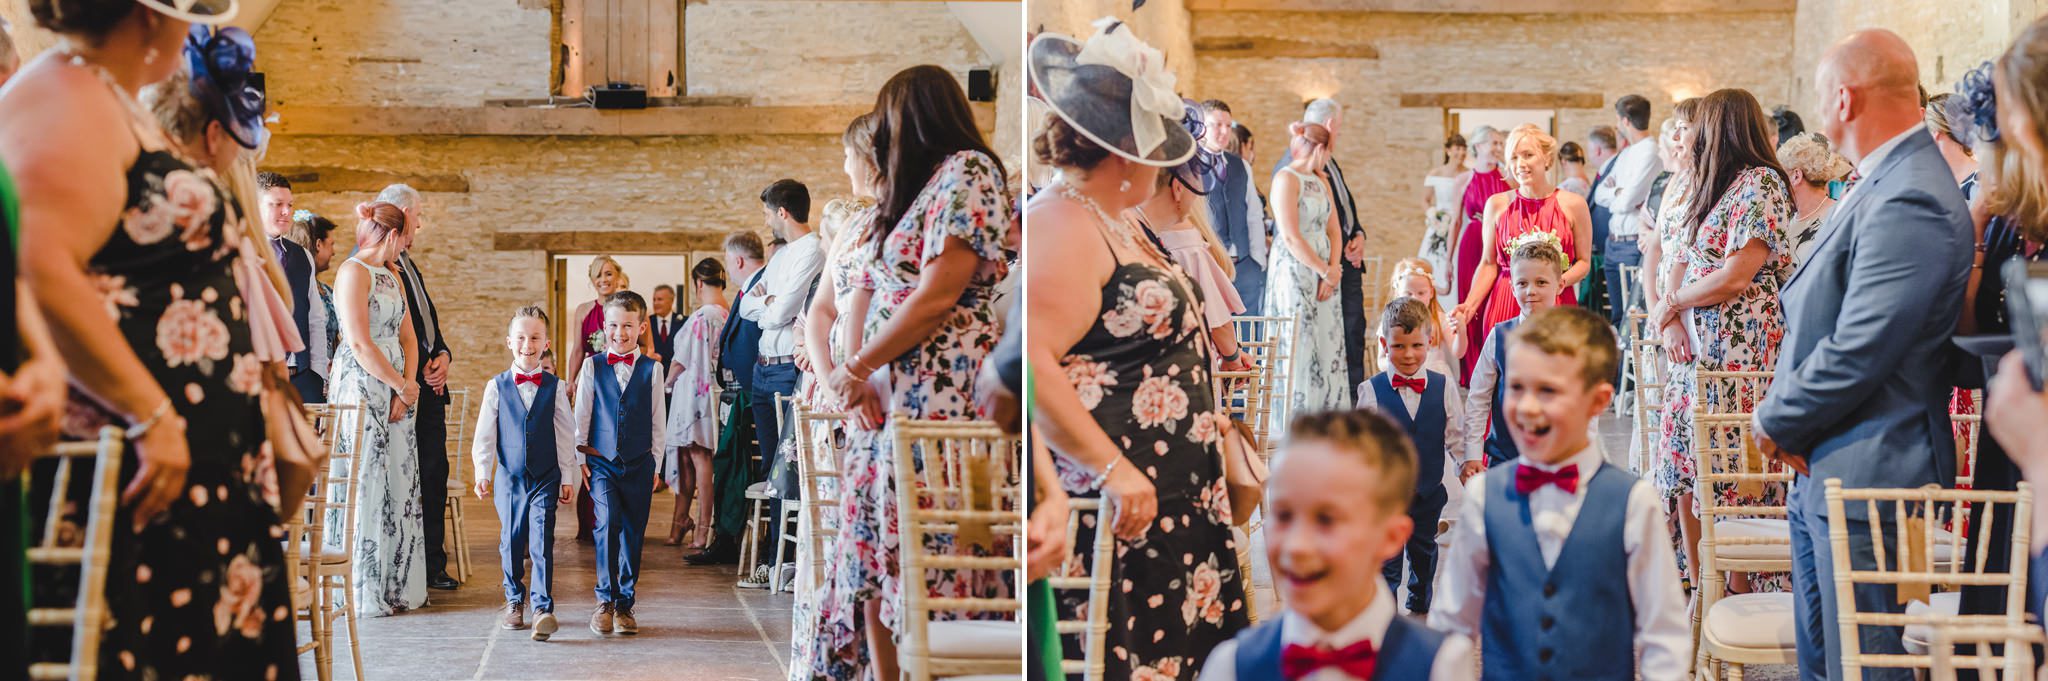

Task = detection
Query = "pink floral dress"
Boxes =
[1657,166,1793,525]
[806,151,1016,679]
[64,149,301,679]
[1051,237,1251,679]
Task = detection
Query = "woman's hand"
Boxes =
[1315,277,1337,302]
[1451,299,1481,328]
[1219,351,1253,373]
[1660,322,1693,364]
[120,417,190,531]
[0,354,66,478]
[389,395,409,423]
[1026,487,1071,582]
[840,377,886,431]
[827,363,864,406]
[1101,458,1157,541]
[400,381,421,408]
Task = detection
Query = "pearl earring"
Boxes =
[144,47,159,65]
[1119,179,1131,193]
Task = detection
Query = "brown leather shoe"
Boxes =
[501,602,526,630]
[614,606,638,635]
[590,603,614,636]
[531,611,558,641]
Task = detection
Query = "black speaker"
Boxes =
[967,69,995,102]
[588,82,649,110]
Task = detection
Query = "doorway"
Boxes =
[550,252,718,361]
[1445,107,1557,146]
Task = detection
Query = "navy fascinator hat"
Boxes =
[185,24,268,150]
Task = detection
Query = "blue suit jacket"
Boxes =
[1757,128,1971,504]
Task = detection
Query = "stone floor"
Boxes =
[300,492,794,681]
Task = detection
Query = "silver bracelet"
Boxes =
[124,399,175,441]
[1099,456,1121,481]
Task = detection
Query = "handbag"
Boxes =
[261,361,327,519]
[1220,417,1268,526]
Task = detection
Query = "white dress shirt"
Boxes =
[470,364,580,489]
[1356,368,1466,468]
[1236,155,1270,268]
[572,352,669,458]
[309,283,333,380]
[1459,318,1518,463]
[749,232,825,359]
[1426,442,1689,681]
[1201,583,1475,681]
[1848,123,1926,201]
[1595,137,1663,238]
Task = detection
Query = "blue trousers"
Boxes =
[1788,478,1914,681]
[1602,237,1643,328]
[1340,256,1368,391]
[496,468,561,612]
[1232,255,1265,317]
[1382,483,1446,613]
[589,453,654,609]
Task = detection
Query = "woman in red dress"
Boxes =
[1453,126,1511,383]
[1452,124,1594,381]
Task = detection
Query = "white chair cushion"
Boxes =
[745,481,774,500]
[1713,518,1792,562]
[1902,592,1963,654]
[927,620,1024,659]
[1704,593,1798,650]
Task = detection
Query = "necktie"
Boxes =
[1391,375,1426,393]
[514,372,543,387]
[607,352,635,366]
[1515,463,1580,495]
[1280,640,1378,680]
[270,236,287,262]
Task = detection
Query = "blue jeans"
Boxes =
[1788,478,1915,681]
[1602,237,1643,328]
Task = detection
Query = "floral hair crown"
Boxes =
[1506,230,1565,257]
[293,209,315,223]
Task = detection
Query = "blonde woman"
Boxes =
[1775,132,1854,269]
[1451,123,1593,375]
[1131,164,1252,372]
[567,255,626,389]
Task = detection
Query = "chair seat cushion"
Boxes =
[297,541,350,566]
[928,620,1024,659]
[1902,592,1963,654]
[745,481,774,500]
[1713,518,1791,562]
[1704,592,1798,650]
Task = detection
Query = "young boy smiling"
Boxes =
[1428,307,1687,681]
[1460,237,1568,476]
[1355,298,1464,616]
[1203,410,1475,680]
[575,291,667,636]
[470,306,577,640]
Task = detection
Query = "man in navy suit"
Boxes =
[647,284,684,369]
[1199,100,1267,315]
[257,173,321,401]
[1753,30,1973,681]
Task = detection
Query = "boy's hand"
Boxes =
[559,483,575,504]
[1459,459,1487,484]
[474,478,491,500]
[582,464,592,488]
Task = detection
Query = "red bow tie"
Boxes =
[1281,640,1377,680]
[1391,375,1427,393]
[514,372,543,387]
[1515,463,1580,495]
[607,353,636,366]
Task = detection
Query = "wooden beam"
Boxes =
[1399,92,1605,109]
[1194,36,1377,59]
[1186,0,1791,12]
[272,102,999,137]
[495,230,739,253]
[265,166,471,194]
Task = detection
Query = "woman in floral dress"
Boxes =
[663,258,727,549]
[809,66,1017,681]
[328,201,427,616]
[8,2,302,675]
[1650,90,1794,594]
[1263,122,1348,422]
[1026,25,1249,680]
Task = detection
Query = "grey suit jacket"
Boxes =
[1756,129,1972,498]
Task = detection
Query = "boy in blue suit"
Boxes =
[1429,308,1687,680]
[1459,238,1567,474]
[1203,410,1475,680]
[1356,297,1464,616]
[471,306,578,640]
[575,292,667,636]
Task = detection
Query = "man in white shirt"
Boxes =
[1590,95,1662,329]
[740,179,824,587]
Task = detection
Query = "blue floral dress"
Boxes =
[806,150,1017,679]
[326,258,426,616]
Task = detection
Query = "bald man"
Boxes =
[1753,29,1972,681]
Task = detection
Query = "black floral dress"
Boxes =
[49,149,299,680]
[1054,249,1249,680]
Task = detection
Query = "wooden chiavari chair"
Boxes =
[791,402,846,595]
[25,428,124,681]
[891,418,1022,680]
[442,387,472,583]
[1929,623,2043,681]
[1690,372,1798,680]
[295,402,357,681]
[308,402,370,681]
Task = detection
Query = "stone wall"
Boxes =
[1789,0,2047,118]
[1191,9,1796,281]
[252,0,1018,393]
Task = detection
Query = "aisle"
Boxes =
[300,491,794,680]
[1242,413,1798,680]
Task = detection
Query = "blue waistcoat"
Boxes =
[1484,317,1522,465]
[1368,370,1448,493]
[1232,611,1446,680]
[493,371,561,480]
[1480,460,1636,681]
[1204,152,1254,260]
[588,355,657,463]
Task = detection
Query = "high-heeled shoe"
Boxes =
[665,520,695,546]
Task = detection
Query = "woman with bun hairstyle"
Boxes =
[328,200,427,617]
[1,0,307,677]
[1264,120,1350,418]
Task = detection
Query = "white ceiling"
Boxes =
[949,1,1022,67]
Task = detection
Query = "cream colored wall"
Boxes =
[1790,0,2047,118]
